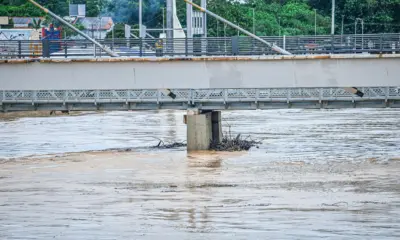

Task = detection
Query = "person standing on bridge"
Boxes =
[155,39,163,57]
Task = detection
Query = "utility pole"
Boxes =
[341,15,344,35]
[201,0,207,38]
[112,24,114,49]
[354,18,364,49]
[162,7,165,34]
[252,8,255,35]
[331,0,335,35]
[139,0,142,38]
[217,21,219,37]
[166,0,173,52]
[341,15,344,44]
[278,17,281,36]
[186,0,192,38]
[166,0,173,39]
[314,9,317,37]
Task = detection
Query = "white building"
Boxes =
[73,17,114,39]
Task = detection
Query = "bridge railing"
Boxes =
[1,33,400,59]
[0,40,42,58]
[2,87,400,102]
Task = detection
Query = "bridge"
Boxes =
[1,33,400,58]
[1,53,400,111]
[1,34,400,150]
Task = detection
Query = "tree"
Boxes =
[2,0,400,36]
[63,23,85,38]
[105,23,125,39]
[29,18,42,30]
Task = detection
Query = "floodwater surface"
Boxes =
[0,109,399,239]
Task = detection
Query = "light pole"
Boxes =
[355,18,364,49]
[314,9,317,37]
[217,20,219,38]
[162,7,165,34]
[331,0,335,35]
[278,17,281,36]
[252,8,255,35]
[341,15,344,44]
[139,0,142,38]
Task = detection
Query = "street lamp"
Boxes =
[331,0,335,35]
[252,8,255,35]
[278,17,281,36]
[355,18,364,49]
[139,0,142,38]
[341,15,344,44]
[162,7,165,34]
[314,9,317,37]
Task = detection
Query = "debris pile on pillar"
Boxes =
[210,134,260,152]
[185,110,260,151]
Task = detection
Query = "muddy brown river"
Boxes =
[0,109,399,239]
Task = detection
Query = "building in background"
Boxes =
[66,4,113,39]
[0,29,41,40]
[0,17,9,29]
[69,4,86,18]
[11,17,45,29]
[73,17,114,39]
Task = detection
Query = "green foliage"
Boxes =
[29,18,42,30]
[105,24,125,39]
[63,23,85,38]
[0,2,43,17]
[1,0,399,35]
[206,0,330,36]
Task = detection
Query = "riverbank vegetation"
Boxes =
[1,0,399,36]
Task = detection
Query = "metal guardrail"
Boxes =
[1,87,399,111]
[1,33,400,59]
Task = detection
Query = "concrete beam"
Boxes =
[186,110,222,151]
[187,111,212,151]
[1,55,399,90]
[211,111,222,143]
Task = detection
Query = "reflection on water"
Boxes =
[0,109,399,239]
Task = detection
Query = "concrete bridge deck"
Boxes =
[1,54,400,90]
[1,54,399,112]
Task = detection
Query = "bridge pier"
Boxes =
[185,110,222,151]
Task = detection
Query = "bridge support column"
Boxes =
[185,110,222,151]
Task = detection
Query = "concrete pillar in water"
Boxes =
[211,111,222,144]
[186,110,222,151]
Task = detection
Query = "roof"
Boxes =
[74,17,114,30]
[12,17,44,25]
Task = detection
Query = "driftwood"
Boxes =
[210,134,260,151]
[151,122,260,151]
[152,138,187,149]
[210,123,261,151]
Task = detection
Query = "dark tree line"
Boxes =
[1,0,400,35]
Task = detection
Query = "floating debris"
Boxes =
[210,134,261,152]
[152,139,187,149]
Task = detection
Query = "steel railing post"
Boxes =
[64,40,67,58]
[139,38,143,57]
[231,36,239,56]
[42,39,50,58]
[18,40,22,58]
[283,35,286,50]
[185,36,188,56]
